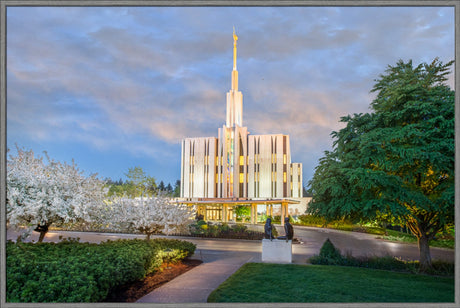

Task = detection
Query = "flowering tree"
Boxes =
[109,194,195,240]
[6,146,108,242]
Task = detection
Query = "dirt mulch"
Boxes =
[104,259,203,302]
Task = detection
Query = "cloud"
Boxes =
[6,6,455,184]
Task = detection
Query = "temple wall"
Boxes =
[181,137,218,198]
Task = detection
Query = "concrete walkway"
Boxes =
[135,238,321,303]
[137,249,258,303]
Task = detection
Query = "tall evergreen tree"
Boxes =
[173,180,181,197]
[308,58,454,270]
[158,181,165,192]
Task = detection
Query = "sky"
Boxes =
[6,5,455,188]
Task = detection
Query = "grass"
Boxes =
[380,229,418,243]
[378,229,455,249]
[309,238,454,276]
[207,263,455,303]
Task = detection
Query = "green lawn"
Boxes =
[207,263,455,303]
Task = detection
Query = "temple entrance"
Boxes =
[206,206,222,221]
[179,198,299,225]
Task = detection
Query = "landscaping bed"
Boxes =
[181,221,276,240]
[6,238,196,302]
[104,258,202,302]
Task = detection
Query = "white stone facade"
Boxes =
[180,31,303,200]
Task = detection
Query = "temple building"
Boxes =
[179,30,303,225]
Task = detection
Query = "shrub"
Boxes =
[297,214,327,227]
[220,223,230,232]
[231,223,248,233]
[271,215,281,224]
[186,222,265,240]
[309,238,454,276]
[6,238,196,302]
[309,238,343,265]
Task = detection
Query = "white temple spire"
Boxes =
[227,27,243,127]
[233,26,238,71]
[231,27,239,92]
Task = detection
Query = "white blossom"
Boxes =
[6,146,108,240]
[108,193,195,239]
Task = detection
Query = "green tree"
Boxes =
[173,180,181,197]
[107,183,125,197]
[158,181,165,192]
[307,58,454,270]
[107,167,157,197]
[303,186,312,197]
[234,205,251,222]
[125,166,145,184]
[144,176,158,196]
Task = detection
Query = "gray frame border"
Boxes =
[0,1,458,308]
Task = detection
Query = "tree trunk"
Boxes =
[418,235,432,271]
[38,231,47,242]
[406,215,439,271]
[35,223,50,243]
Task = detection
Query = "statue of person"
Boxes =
[277,217,294,241]
[264,218,274,240]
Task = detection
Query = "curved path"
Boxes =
[292,225,454,263]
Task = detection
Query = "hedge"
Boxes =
[6,238,196,302]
